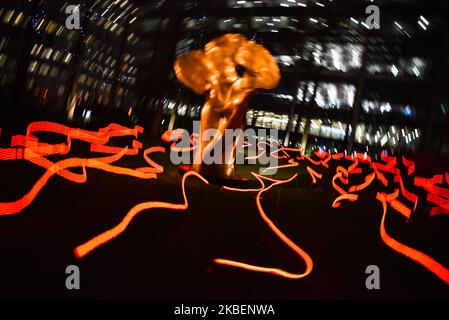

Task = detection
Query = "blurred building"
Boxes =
[0,0,140,126]
[143,0,449,156]
[0,0,448,156]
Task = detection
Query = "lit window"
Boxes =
[36,19,46,30]
[13,12,24,27]
[52,50,61,61]
[0,37,7,51]
[45,21,58,34]
[27,78,35,90]
[28,61,39,73]
[31,44,44,56]
[38,64,50,76]
[63,53,72,64]
[116,26,124,35]
[3,10,14,24]
[0,53,7,67]
[56,26,64,36]
[44,48,53,60]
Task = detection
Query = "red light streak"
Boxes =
[348,172,375,193]
[304,155,321,166]
[347,158,359,173]
[402,156,415,176]
[332,153,344,160]
[75,171,209,258]
[0,122,158,215]
[216,173,314,279]
[332,193,359,208]
[372,164,388,187]
[1,122,449,286]
[377,193,449,284]
[332,172,348,195]
[162,129,198,152]
[306,166,322,184]
[263,158,300,173]
[140,146,166,174]
[394,174,418,211]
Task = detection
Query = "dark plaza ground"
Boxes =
[0,132,448,300]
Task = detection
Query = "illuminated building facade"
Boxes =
[147,0,449,157]
[1,0,448,157]
[0,0,139,126]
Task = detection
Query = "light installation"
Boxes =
[174,33,280,178]
[1,121,449,286]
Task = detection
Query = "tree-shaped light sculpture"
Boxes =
[174,33,280,178]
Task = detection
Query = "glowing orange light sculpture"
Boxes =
[174,33,280,178]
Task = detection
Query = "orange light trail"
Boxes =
[377,193,449,284]
[332,172,348,195]
[402,156,415,176]
[306,166,322,184]
[0,122,160,215]
[0,149,160,216]
[74,171,209,258]
[1,122,449,286]
[262,158,300,173]
[394,174,419,211]
[215,173,314,279]
[348,172,375,193]
[332,193,359,208]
